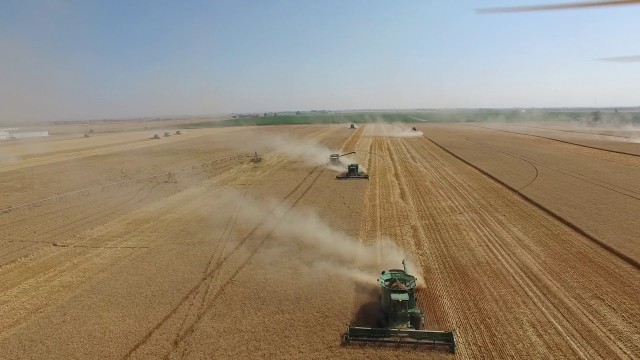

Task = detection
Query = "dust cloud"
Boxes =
[254,134,363,172]
[483,111,640,143]
[218,190,424,286]
[569,112,640,143]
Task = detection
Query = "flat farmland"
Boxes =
[0,122,638,359]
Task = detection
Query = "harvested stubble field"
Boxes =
[0,121,639,359]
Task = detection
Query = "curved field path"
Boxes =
[421,124,640,265]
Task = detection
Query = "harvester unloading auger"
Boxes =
[329,151,356,165]
[343,260,456,352]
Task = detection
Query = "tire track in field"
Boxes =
[394,138,566,358]
[341,125,364,152]
[452,133,539,191]
[167,126,352,359]
[360,137,466,348]
[0,184,224,335]
[171,192,246,360]
[468,124,640,158]
[164,169,325,360]
[395,138,581,357]
[0,149,273,335]
[382,138,457,333]
[445,129,640,199]
[354,133,397,314]
[16,139,144,160]
[517,124,636,140]
[167,163,285,359]
[402,136,639,358]
[0,131,216,173]
[352,133,380,316]
[122,166,324,360]
[0,183,165,267]
[424,134,640,271]
[0,183,160,277]
[124,126,341,359]
[1,182,167,261]
[0,158,274,333]
[360,135,639,358]
[354,134,445,339]
[154,160,272,337]
[0,157,247,268]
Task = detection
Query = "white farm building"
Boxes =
[0,128,49,141]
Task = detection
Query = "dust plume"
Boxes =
[482,110,640,143]
[219,190,424,286]
[568,111,640,143]
[256,134,363,172]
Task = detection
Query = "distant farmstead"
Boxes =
[0,128,49,140]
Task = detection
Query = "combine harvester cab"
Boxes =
[343,260,456,353]
[336,163,369,180]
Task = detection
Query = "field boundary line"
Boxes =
[440,128,640,199]
[449,131,539,191]
[424,135,640,271]
[517,124,636,140]
[467,124,640,158]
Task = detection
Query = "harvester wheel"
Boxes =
[410,314,422,330]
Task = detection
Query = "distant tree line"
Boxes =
[232,112,278,119]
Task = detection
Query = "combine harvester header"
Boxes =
[343,260,456,352]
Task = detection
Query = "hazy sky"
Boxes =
[1,0,639,122]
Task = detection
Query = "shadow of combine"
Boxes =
[344,283,456,354]
[350,283,386,328]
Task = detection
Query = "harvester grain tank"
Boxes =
[329,151,356,165]
[343,260,456,352]
[336,163,369,179]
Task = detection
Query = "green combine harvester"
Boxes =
[336,163,369,179]
[343,260,456,352]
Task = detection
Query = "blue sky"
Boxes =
[1,0,639,122]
